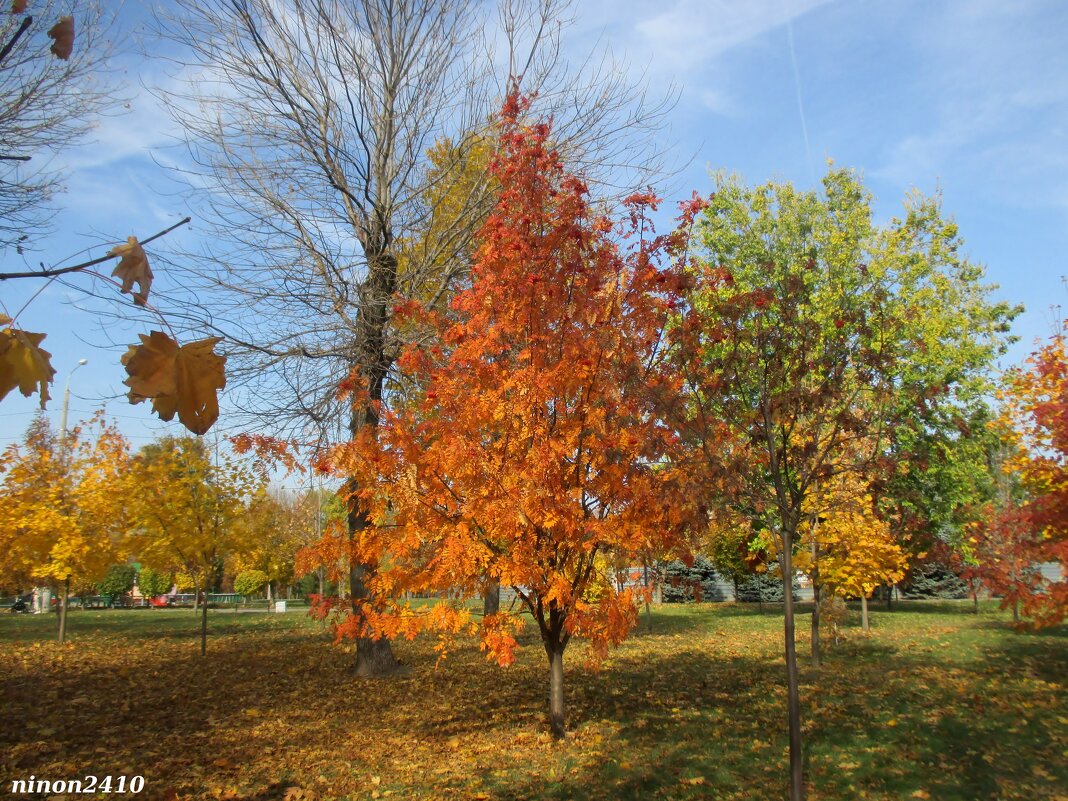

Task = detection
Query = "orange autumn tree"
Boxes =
[324,93,693,738]
[994,325,1068,626]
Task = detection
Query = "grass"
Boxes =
[1,601,1065,801]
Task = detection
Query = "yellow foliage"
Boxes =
[799,471,907,598]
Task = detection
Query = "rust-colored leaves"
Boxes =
[122,331,226,435]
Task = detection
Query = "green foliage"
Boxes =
[736,571,800,603]
[234,569,269,598]
[660,557,725,603]
[137,566,171,598]
[96,564,136,600]
[902,563,969,600]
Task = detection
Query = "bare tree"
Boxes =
[150,0,676,676]
[0,3,120,254]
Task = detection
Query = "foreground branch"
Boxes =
[0,217,192,281]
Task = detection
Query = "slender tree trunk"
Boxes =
[885,583,893,611]
[1012,598,1019,624]
[971,581,979,614]
[861,594,869,632]
[547,642,566,740]
[57,577,70,644]
[781,537,805,801]
[483,580,500,617]
[810,580,820,667]
[200,577,209,656]
[642,561,653,630]
[810,537,820,667]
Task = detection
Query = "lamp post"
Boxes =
[53,358,87,642]
[59,358,88,447]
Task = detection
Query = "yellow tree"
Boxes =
[129,436,260,654]
[234,488,313,603]
[0,414,131,642]
[798,471,907,649]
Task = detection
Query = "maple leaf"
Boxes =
[0,320,56,408]
[122,331,226,435]
[109,236,154,306]
[11,0,28,13]
[47,16,74,60]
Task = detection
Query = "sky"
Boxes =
[2,0,1066,455]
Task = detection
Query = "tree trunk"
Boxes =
[547,643,566,740]
[861,593,869,632]
[885,582,893,610]
[642,561,653,630]
[346,251,403,677]
[810,579,820,668]
[781,539,805,801]
[200,577,209,656]
[972,581,979,614]
[57,577,70,644]
[483,580,500,617]
[809,536,820,667]
[1012,598,1019,624]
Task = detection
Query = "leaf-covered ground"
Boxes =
[1,602,1065,801]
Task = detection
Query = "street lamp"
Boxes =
[48,358,86,630]
[59,358,88,446]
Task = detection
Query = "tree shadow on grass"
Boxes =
[2,606,1066,801]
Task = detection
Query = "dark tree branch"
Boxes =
[0,216,192,281]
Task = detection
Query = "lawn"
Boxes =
[1,602,1065,801]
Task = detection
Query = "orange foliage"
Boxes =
[994,327,1068,625]
[302,93,697,732]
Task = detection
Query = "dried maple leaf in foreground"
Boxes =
[11,0,28,14]
[122,330,226,435]
[0,317,55,407]
[47,15,74,60]
[110,236,154,306]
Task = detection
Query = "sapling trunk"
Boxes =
[57,577,70,644]
[861,594,869,632]
[781,540,805,801]
[547,643,566,740]
[200,578,209,656]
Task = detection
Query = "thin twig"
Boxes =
[0,154,32,161]
[0,216,192,281]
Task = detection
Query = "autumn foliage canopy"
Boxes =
[306,93,698,672]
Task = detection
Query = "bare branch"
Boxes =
[0,217,192,281]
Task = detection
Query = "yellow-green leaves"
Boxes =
[122,331,226,435]
[0,316,55,408]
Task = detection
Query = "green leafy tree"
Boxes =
[97,564,136,605]
[234,569,269,598]
[137,566,172,599]
[673,168,1017,801]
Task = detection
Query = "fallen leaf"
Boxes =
[0,325,55,407]
[12,0,28,14]
[110,236,154,306]
[47,15,73,59]
[122,331,226,434]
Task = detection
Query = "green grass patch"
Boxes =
[0,601,1064,800]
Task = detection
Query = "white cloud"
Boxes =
[635,0,832,75]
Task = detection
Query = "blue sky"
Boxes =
[2,0,1066,452]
